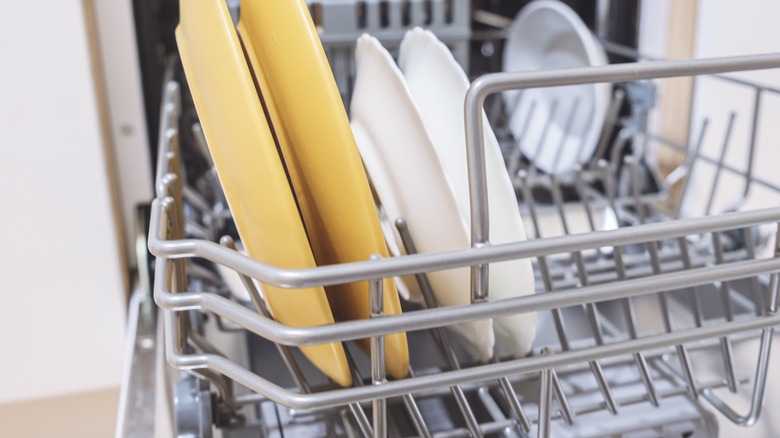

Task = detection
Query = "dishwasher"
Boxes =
[117,1,780,437]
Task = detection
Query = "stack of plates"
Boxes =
[351,29,538,360]
[502,0,611,175]
[176,0,606,377]
[177,0,409,386]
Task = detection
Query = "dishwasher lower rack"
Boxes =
[148,54,780,437]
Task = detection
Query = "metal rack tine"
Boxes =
[536,255,570,352]
[701,327,775,426]
[713,233,737,321]
[705,112,737,216]
[538,240,617,415]
[645,232,696,406]
[549,369,575,425]
[161,172,192,359]
[675,119,710,219]
[592,88,627,164]
[397,218,525,438]
[368,255,387,438]
[493,360,533,433]
[403,368,433,438]
[608,130,633,180]
[625,155,646,224]
[742,226,764,316]
[602,163,661,407]
[646,240,670,330]
[219,235,374,437]
[549,176,570,236]
[573,166,597,233]
[677,236,706,327]
[589,360,619,415]
[712,232,740,393]
[633,353,660,408]
[674,345,700,400]
[537,349,554,438]
[572,249,605,345]
[342,348,378,438]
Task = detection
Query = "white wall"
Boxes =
[686,0,780,216]
[0,0,126,403]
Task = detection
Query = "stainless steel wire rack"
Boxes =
[147,48,780,437]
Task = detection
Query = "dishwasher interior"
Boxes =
[121,1,780,437]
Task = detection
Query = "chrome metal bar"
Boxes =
[494,365,532,433]
[574,251,605,345]
[395,219,483,438]
[705,113,737,216]
[713,233,740,393]
[678,237,705,327]
[589,360,618,415]
[467,54,780,268]
[592,89,626,163]
[574,167,597,233]
[155,251,780,347]
[162,313,780,411]
[674,345,700,400]
[600,40,780,94]
[770,273,779,315]
[644,242,687,408]
[536,255,571,352]
[675,119,709,219]
[605,168,661,408]
[550,176,570,235]
[369,258,387,438]
[402,369,432,438]
[218,240,370,436]
[537,350,554,438]
[714,233,737,322]
[219,237,313,393]
[567,239,616,414]
[701,328,774,426]
[743,87,764,204]
[149,197,780,288]
[476,388,521,437]
[633,352,660,407]
[743,227,764,316]
[549,369,574,425]
[771,227,780,313]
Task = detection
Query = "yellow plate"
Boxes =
[238,0,409,379]
[176,0,351,387]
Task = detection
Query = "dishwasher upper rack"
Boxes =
[150,53,780,437]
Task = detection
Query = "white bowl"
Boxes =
[502,0,611,175]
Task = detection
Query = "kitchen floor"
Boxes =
[0,388,119,438]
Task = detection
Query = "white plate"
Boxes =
[502,0,611,175]
[350,34,495,361]
[399,28,537,357]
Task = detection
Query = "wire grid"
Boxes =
[150,54,780,437]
